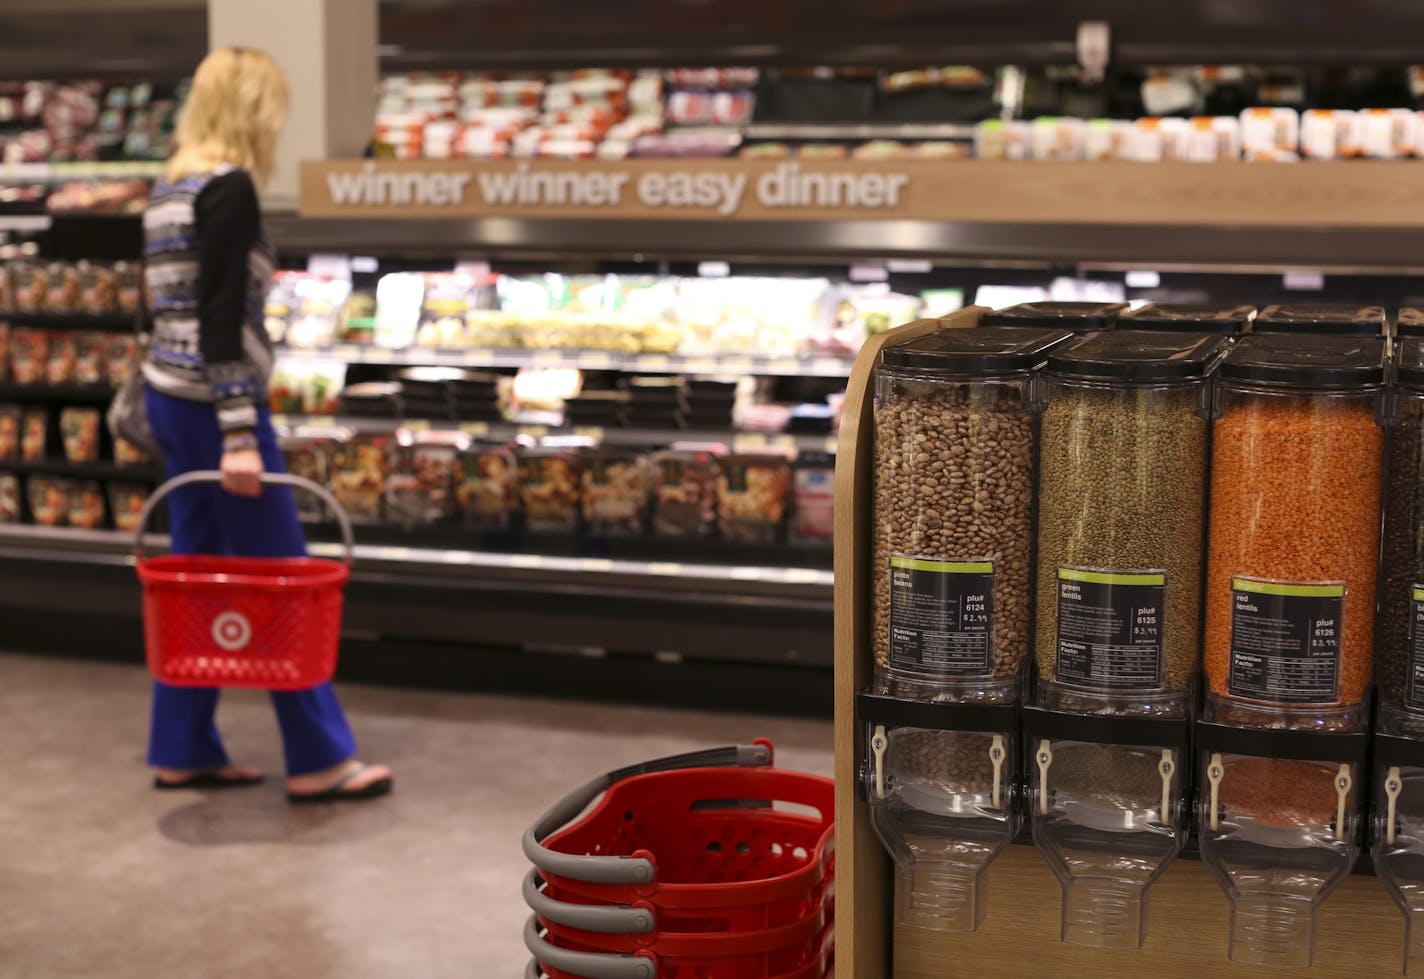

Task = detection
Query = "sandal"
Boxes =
[287,762,393,804]
[154,767,264,790]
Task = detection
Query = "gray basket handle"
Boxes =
[524,868,654,934]
[523,915,656,979]
[134,470,354,565]
[521,743,772,885]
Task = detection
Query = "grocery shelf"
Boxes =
[0,383,117,404]
[0,523,833,668]
[275,344,854,378]
[0,162,164,183]
[743,123,977,141]
[5,311,144,331]
[272,412,841,454]
[3,459,160,482]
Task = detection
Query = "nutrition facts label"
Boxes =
[888,554,993,676]
[1055,567,1165,690]
[1407,585,1424,711]
[1228,577,1344,704]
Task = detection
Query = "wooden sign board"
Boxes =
[302,158,1424,227]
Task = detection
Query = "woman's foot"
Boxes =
[153,764,264,790]
[286,759,393,804]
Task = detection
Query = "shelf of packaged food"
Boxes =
[2,459,160,482]
[0,383,117,404]
[0,162,165,183]
[275,344,854,377]
[4,311,144,331]
[742,123,977,141]
[272,412,840,454]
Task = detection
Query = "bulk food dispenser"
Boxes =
[1197,334,1386,969]
[977,301,1126,333]
[1374,338,1424,977]
[1024,331,1230,949]
[856,326,1073,934]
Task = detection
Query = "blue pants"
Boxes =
[144,388,357,775]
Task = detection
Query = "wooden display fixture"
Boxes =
[831,310,1403,977]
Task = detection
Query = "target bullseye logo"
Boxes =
[211,611,252,652]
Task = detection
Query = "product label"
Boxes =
[1054,567,1166,690]
[888,555,993,676]
[1406,584,1424,712]
[1228,577,1345,704]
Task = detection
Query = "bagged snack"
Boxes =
[717,453,792,544]
[329,435,389,524]
[74,332,105,385]
[455,443,519,531]
[108,482,149,532]
[60,407,100,462]
[0,473,18,522]
[104,334,138,386]
[27,477,68,526]
[9,328,48,384]
[45,262,81,313]
[0,404,18,459]
[20,409,46,461]
[68,480,105,529]
[113,437,151,467]
[791,453,835,545]
[78,261,118,314]
[582,449,651,537]
[517,446,582,533]
[653,445,724,538]
[386,429,465,527]
[46,332,77,384]
[10,261,49,312]
[114,261,143,314]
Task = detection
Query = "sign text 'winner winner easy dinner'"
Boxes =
[316,160,912,217]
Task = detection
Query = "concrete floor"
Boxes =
[0,650,834,979]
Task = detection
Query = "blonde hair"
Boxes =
[166,46,289,187]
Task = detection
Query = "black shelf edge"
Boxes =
[1,459,160,482]
[3,311,144,331]
[0,383,117,404]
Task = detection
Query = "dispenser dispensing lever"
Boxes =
[1158,749,1175,824]
[990,735,1006,810]
[1335,764,1353,843]
[870,725,889,801]
[1387,767,1403,847]
[1036,740,1053,815]
[1207,753,1224,832]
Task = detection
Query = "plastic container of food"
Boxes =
[978,302,1125,333]
[717,453,792,545]
[652,444,725,539]
[1120,303,1254,334]
[456,443,519,531]
[1379,339,1424,736]
[518,443,583,533]
[328,435,390,525]
[1203,335,1387,732]
[279,428,344,520]
[581,448,651,537]
[1036,331,1228,717]
[386,429,466,528]
[790,451,835,545]
[1250,304,1387,337]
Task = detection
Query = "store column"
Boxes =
[208,0,377,208]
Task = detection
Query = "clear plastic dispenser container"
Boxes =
[1119,302,1255,334]
[1397,308,1424,340]
[1197,333,1385,970]
[1375,339,1424,978]
[978,301,1126,333]
[860,325,1073,934]
[1250,302,1388,337]
[1027,330,1228,949]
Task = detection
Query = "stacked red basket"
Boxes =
[522,741,834,979]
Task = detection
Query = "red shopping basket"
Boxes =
[134,471,354,690]
[523,743,834,925]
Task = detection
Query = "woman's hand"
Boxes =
[221,441,264,497]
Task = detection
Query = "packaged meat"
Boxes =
[46,331,76,384]
[791,453,835,545]
[0,473,18,522]
[46,262,81,313]
[78,261,118,314]
[517,446,582,533]
[717,453,792,544]
[329,435,389,525]
[455,443,519,531]
[653,445,723,539]
[108,482,149,532]
[74,332,105,385]
[68,480,105,529]
[9,328,47,384]
[10,261,49,312]
[27,477,68,526]
[0,404,18,459]
[60,407,100,462]
[20,409,46,461]
[581,449,651,537]
[104,334,137,387]
[386,429,465,527]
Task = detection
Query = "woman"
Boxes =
[143,47,392,802]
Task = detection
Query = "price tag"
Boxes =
[721,358,753,373]
[531,350,564,366]
[730,566,764,580]
[271,414,289,427]
[684,358,718,373]
[462,349,493,365]
[768,359,802,374]
[812,357,850,376]
[582,558,615,572]
[334,344,362,360]
[460,422,491,436]
[697,261,731,278]
[887,259,933,274]
[518,425,549,438]
[403,419,431,432]
[648,562,682,576]
[784,568,824,584]
[573,427,605,439]
[849,263,889,282]
[442,550,476,565]
[307,253,352,281]
[639,355,671,371]
[375,546,412,561]
[734,434,769,451]
[579,352,614,369]
[351,256,379,274]
[455,260,492,278]
[770,435,797,448]
[510,554,543,569]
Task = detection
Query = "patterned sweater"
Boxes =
[142,165,275,433]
